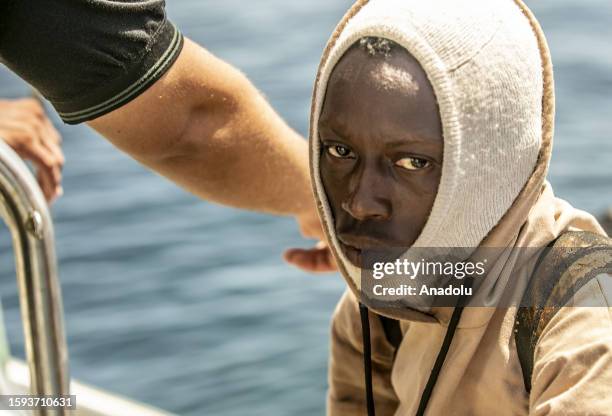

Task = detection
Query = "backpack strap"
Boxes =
[515,231,612,393]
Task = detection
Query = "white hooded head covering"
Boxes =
[310,0,605,322]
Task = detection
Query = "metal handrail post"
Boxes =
[0,140,69,415]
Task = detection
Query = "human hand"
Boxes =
[0,98,64,203]
[283,240,338,273]
[286,199,338,273]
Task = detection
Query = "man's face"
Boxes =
[319,42,443,267]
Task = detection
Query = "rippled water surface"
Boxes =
[0,1,610,415]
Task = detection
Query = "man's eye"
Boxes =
[326,145,354,159]
[395,157,430,170]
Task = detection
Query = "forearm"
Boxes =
[154,82,313,216]
[89,38,314,217]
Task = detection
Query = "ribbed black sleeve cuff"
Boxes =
[55,20,183,125]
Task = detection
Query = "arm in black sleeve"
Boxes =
[0,0,183,124]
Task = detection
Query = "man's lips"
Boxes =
[337,234,388,267]
[338,241,361,253]
[337,240,363,267]
[336,233,409,267]
[337,233,391,250]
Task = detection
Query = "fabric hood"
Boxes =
[309,0,564,321]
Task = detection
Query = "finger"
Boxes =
[0,119,34,155]
[41,116,63,145]
[21,142,62,200]
[0,99,59,175]
[283,247,337,273]
[39,120,65,167]
[36,166,55,202]
[14,111,64,167]
[0,116,63,202]
[39,164,63,203]
[32,142,61,185]
[36,121,64,199]
[16,98,45,120]
[291,248,336,272]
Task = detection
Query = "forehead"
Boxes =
[331,46,421,96]
[320,42,442,143]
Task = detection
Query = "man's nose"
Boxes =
[341,168,391,221]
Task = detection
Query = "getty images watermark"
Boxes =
[358,246,611,309]
[370,257,485,297]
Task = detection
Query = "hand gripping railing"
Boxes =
[0,140,69,415]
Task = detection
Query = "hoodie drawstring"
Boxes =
[359,303,376,416]
[359,297,467,416]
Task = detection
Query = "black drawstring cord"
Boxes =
[415,301,466,416]
[359,286,471,416]
[359,303,376,416]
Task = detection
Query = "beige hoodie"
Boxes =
[308,0,611,415]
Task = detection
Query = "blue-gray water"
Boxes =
[0,1,610,415]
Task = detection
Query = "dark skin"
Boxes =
[285,41,443,271]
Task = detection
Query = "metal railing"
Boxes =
[0,140,70,415]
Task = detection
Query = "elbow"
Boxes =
[172,103,242,165]
[144,90,242,165]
